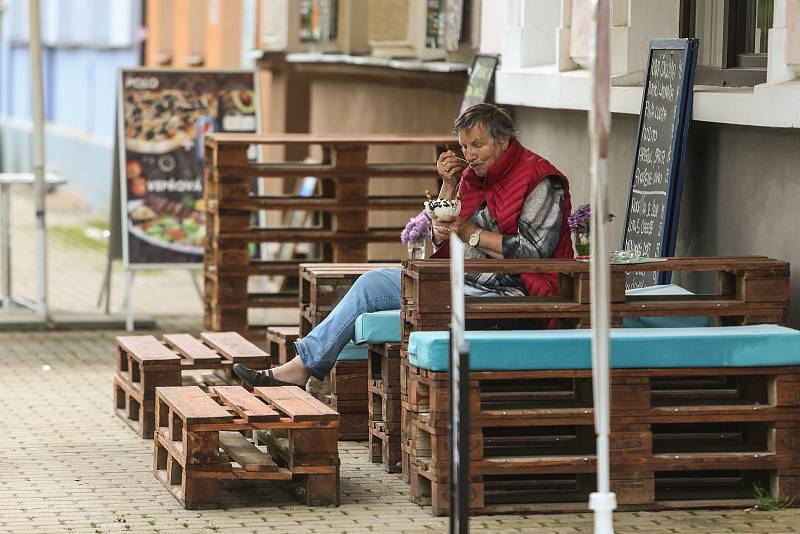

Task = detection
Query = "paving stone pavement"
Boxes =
[1,325,799,534]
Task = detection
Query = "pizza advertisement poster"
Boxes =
[117,69,258,266]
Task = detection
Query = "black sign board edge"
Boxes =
[620,38,697,285]
[662,39,699,270]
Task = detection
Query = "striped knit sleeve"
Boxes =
[502,176,565,259]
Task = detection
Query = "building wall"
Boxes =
[514,105,800,326]
[0,0,142,211]
[302,63,465,259]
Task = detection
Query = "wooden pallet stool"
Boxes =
[404,326,800,515]
[266,325,300,365]
[322,349,369,440]
[353,309,404,470]
[153,385,340,509]
[368,343,403,472]
[114,332,270,438]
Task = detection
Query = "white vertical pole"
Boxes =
[589,0,615,533]
[125,269,134,332]
[28,0,48,320]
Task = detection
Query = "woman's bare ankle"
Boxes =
[271,358,312,385]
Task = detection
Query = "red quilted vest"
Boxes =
[431,139,573,296]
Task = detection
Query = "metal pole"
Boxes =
[589,1,615,533]
[28,0,48,319]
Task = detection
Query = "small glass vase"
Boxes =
[407,242,426,260]
[574,222,590,257]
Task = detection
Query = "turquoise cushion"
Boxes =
[623,284,712,328]
[338,341,368,361]
[408,325,800,372]
[354,309,402,344]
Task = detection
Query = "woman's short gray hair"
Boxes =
[453,103,518,143]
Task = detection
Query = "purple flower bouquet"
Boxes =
[568,203,591,257]
[401,211,431,259]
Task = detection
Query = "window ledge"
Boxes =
[496,66,800,129]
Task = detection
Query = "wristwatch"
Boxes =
[468,228,483,247]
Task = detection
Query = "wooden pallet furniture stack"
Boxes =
[403,326,800,515]
[203,133,454,339]
[114,332,270,438]
[398,256,794,513]
[153,385,340,509]
[298,263,399,440]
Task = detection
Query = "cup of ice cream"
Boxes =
[424,198,461,219]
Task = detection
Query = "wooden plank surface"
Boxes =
[163,334,221,364]
[214,386,280,422]
[403,257,787,275]
[218,431,280,472]
[266,326,300,340]
[117,336,180,366]
[255,386,339,422]
[157,386,234,424]
[206,132,456,146]
[200,332,268,361]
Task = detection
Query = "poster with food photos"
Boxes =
[118,69,258,266]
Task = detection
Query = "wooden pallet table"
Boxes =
[401,256,790,356]
[265,325,300,365]
[203,133,454,338]
[153,385,340,509]
[114,332,270,438]
[299,263,399,336]
[403,362,800,515]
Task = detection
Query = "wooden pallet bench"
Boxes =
[265,325,300,365]
[401,256,790,356]
[402,325,800,515]
[152,385,340,509]
[114,332,270,438]
[203,133,452,337]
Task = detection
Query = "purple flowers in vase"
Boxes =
[568,203,591,257]
[401,211,431,259]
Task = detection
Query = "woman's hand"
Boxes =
[434,215,474,243]
[436,150,466,186]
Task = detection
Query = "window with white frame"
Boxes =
[681,0,774,86]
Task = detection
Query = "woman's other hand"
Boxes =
[434,215,474,243]
[436,150,466,185]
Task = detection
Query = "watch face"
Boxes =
[469,234,479,246]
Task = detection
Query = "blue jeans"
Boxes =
[295,267,498,378]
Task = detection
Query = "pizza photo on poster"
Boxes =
[119,69,257,265]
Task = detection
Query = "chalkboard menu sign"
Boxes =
[622,39,698,288]
[458,54,498,115]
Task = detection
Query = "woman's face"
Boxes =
[458,126,509,178]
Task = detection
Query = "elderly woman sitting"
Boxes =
[234,103,574,388]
